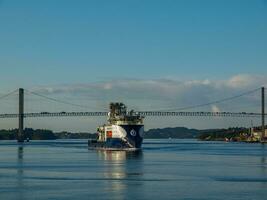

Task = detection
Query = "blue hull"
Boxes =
[88,125,143,150]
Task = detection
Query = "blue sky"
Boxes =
[0,0,266,131]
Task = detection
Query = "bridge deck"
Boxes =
[0,111,265,118]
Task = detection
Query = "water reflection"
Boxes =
[97,150,143,161]
[97,150,143,200]
[17,145,24,200]
[261,144,266,165]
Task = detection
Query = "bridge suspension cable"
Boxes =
[0,87,264,118]
[24,89,96,109]
[0,89,18,101]
[149,87,261,112]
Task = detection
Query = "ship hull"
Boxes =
[88,125,143,150]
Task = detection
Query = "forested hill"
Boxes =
[0,127,249,140]
[144,127,200,139]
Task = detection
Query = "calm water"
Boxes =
[0,139,267,200]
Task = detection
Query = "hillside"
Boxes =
[144,127,200,139]
[0,127,252,140]
[0,127,201,140]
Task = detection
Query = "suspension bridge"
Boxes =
[0,87,266,143]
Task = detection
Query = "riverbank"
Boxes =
[1,126,265,141]
[0,127,200,140]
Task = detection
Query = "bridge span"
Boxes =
[0,87,265,143]
[0,111,265,118]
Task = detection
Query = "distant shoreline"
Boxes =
[0,127,256,141]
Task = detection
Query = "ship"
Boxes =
[88,102,144,150]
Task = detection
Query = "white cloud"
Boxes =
[1,74,266,131]
[28,74,266,112]
[211,105,221,112]
[225,74,266,89]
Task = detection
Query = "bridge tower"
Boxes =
[262,87,265,142]
[17,88,24,143]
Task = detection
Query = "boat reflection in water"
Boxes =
[97,150,143,161]
[97,150,144,200]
